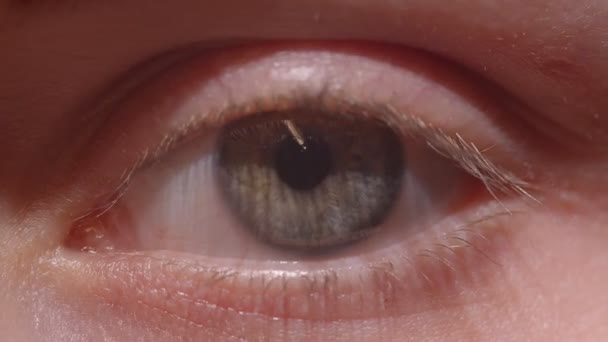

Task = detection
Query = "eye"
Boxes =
[71,104,464,256]
[58,43,537,322]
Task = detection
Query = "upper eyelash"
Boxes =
[154,92,538,201]
[73,90,539,227]
[335,100,540,205]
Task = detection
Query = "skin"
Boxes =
[1,0,608,341]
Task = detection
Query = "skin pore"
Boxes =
[1,0,608,341]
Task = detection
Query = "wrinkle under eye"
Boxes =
[217,110,404,249]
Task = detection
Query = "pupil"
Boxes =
[275,133,332,191]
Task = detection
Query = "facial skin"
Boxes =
[1,1,608,341]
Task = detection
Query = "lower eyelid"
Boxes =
[47,206,515,323]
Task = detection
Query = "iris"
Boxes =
[217,110,405,249]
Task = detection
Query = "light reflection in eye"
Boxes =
[59,43,537,321]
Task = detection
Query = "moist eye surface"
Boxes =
[216,110,405,249]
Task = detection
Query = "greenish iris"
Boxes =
[216,110,404,249]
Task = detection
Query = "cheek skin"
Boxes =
[1,194,605,341]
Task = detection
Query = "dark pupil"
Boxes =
[274,133,332,191]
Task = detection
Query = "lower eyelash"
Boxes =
[54,203,523,323]
[357,210,518,317]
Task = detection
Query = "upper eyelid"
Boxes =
[3,3,602,154]
[67,44,545,222]
[72,94,535,231]
[140,91,538,206]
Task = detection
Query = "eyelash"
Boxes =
[73,91,535,227]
